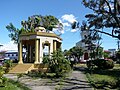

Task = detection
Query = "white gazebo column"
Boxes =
[39,40,43,63]
[34,39,39,64]
[53,41,57,51]
[18,41,23,64]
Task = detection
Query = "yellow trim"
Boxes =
[20,32,62,40]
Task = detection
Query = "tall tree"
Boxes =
[82,0,120,39]
[72,0,120,60]
[6,15,63,44]
[21,15,63,32]
[64,46,83,62]
[46,49,71,77]
[6,23,22,44]
[78,21,102,60]
[72,0,120,39]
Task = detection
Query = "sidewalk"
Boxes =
[4,67,93,90]
[61,67,93,90]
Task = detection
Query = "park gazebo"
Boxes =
[9,27,62,73]
[18,27,62,64]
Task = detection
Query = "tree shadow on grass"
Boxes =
[61,78,92,90]
[24,66,93,89]
[72,65,120,89]
[39,66,93,90]
[74,65,120,78]
[45,77,92,90]
[89,68,120,78]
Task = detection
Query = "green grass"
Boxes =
[114,64,120,69]
[0,82,21,90]
[74,63,87,67]
[0,79,31,90]
[91,74,115,82]
[85,64,120,89]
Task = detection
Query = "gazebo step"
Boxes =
[9,64,34,74]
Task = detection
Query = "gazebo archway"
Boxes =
[43,41,50,56]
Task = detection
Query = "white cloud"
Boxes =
[58,14,78,33]
[0,41,18,51]
[58,19,70,27]
[71,29,78,32]
[53,27,64,34]
[61,14,77,23]
[62,22,70,27]
[60,30,64,34]
[58,19,62,24]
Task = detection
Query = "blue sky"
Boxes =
[0,0,118,51]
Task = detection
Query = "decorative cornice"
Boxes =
[20,32,62,40]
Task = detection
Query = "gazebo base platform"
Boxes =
[8,63,48,74]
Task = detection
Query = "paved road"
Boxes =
[4,67,93,90]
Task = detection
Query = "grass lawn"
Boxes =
[0,79,31,90]
[85,64,120,89]
[74,63,87,66]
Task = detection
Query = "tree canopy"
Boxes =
[82,0,120,39]
[64,46,83,61]
[6,23,21,44]
[6,15,63,44]
[43,49,71,77]
[72,0,120,39]
[21,15,63,32]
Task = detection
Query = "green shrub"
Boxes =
[0,66,8,87]
[105,60,114,69]
[0,66,4,78]
[4,60,13,67]
[4,60,13,73]
[93,59,106,69]
[86,60,95,70]
[42,55,50,64]
[1,77,8,86]
[93,59,114,69]
[86,59,114,69]
[45,49,71,77]
[28,70,45,77]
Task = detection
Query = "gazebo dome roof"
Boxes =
[35,27,46,32]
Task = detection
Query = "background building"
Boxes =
[76,30,90,61]
[108,49,116,56]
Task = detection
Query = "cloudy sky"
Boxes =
[0,0,117,51]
